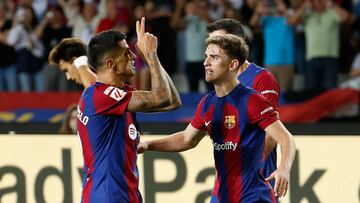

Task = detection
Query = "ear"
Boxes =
[229,59,240,71]
[70,56,77,63]
[105,58,115,70]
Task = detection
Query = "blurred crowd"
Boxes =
[0,0,360,99]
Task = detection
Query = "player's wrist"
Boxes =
[73,56,88,69]
[143,141,150,151]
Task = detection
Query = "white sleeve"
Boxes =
[29,33,44,58]
[7,26,20,46]
[351,53,360,70]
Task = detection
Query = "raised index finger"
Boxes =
[136,17,145,37]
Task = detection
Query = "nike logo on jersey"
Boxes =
[205,120,211,127]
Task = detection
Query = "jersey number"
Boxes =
[104,86,127,101]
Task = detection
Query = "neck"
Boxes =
[237,60,250,75]
[97,70,125,88]
[214,76,239,97]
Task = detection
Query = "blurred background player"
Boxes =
[77,18,181,202]
[138,34,296,202]
[48,37,96,88]
[206,18,281,188]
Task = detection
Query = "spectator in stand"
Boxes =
[14,0,47,20]
[71,0,100,43]
[250,0,295,94]
[128,2,150,90]
[59,103,78,134]
[96,0,131,34]
[289,0,306,78]
[223,3,241,20]
[58,0,81,27]
[171,0,212,92]
[208,0,226,21]
[145,0,177,75]
[96,0,118,33]
[239,0,264,66]
[0,2,18,92]
[340,51,360,90]
[35,4,78,91]
[290,0,350,95]
[7,5,45,92]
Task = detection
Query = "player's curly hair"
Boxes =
[206,34,249,66]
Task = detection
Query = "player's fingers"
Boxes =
[278,178,287,197]
[273,175,280,197]
[140,17,145,35]
[281,181,289,196]
[265,172,275,181]
[136,20,140,36]
[277,187,286,197]
[283,186,288,196]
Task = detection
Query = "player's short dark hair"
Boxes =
[48,38,87,65]
[206,34,249,66]
[88,30,126,70]
[206,19,245,38]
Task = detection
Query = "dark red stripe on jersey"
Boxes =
[222,103,242,201]
[124,112,140,203]
[78,99,95,203]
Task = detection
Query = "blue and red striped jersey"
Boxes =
[191,83,278,203]
[238,63,280,111]
[77,82,142,203]
[238,63,280,188]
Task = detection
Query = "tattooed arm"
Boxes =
[142,69,181,112]
[127,17,181,112]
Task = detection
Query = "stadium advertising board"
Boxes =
[0,135,359,203]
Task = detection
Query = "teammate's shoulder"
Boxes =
[248,63,264,72]
[247,90,270,105]
[255,67,277,82]
[202,91,216,104]
[123,84,136,91]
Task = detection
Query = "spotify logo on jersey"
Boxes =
[128,124,138,140]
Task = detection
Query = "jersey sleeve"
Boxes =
[92,85,133,116]
[253,70,280,112]
[247,93,278,130]
[190,96,207,130]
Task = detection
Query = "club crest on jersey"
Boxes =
[128,124,138,140]
[224,115,236,129]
